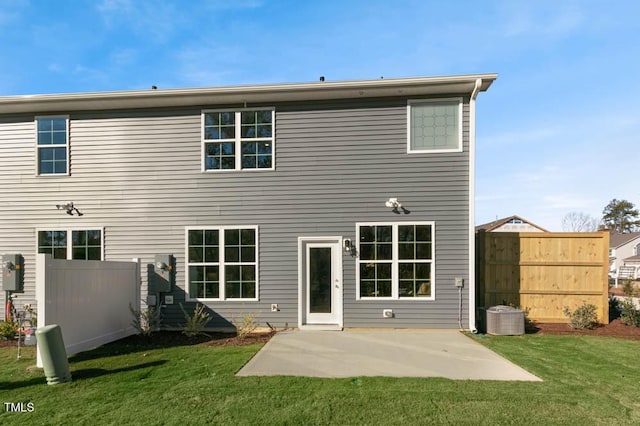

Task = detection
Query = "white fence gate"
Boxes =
[35,254,140,367]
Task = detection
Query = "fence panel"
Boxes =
[477,231,609,323]
[36,254,140,366]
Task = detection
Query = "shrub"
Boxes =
[619,299,640,327]
[563,303,598,330]
[129,304,161,336]
[609,296,621,322]
[234,312,257,339]
[0,320,18,340]
[179,303,211,337]
[622,280,636,297]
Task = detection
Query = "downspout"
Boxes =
[468,78,482,333]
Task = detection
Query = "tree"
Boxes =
[601,199,640,233]
[561,212,599,232]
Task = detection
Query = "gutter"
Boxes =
[0,73,497,115]
[468,78,483,333]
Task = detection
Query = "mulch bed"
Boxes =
[529,319,640,340]
[3,320,640,349]
[0,330,276,349]
[131,330,276,347]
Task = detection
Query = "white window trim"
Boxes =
[35,227,104,260]
[407,98,463,154]
[185,225,259,302]
[201,108,275,172]
[356,222,435,301]
[35,115,70,176]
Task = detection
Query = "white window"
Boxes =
[356,222,435,300]
[37,229,103,260]
[408,99,462,153]
[202,109,274,171]
[36,116,69,175]
[186,226,259,300]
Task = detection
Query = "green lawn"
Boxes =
[1,334,639,425]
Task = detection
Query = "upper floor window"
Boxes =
[37,229,103,260]
[202,109,274,171]
[36,116,69,175]
[408,99,462,153]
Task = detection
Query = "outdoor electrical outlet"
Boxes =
[271,304,279,312]
[455,277,464,288]
[164,295,174,305]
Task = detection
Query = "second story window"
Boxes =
[202,109,274,172]
[36,116,69,175]
[408,99,462,153]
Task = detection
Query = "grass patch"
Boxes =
[1,334,639,424]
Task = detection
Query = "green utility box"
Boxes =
[36,324,72,385]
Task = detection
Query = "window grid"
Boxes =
[357,223,435,300]
[186,227,258,300]
[36,116,69,175]
[38,230,67,259]
[37,229,103,260]
[202,109,274,172]
[408,99,462,153]
[71,230,102,260]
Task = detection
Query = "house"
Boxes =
[475,215,548,233]
[609,232,640,281]
[0,73,496,331]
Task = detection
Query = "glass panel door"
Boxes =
[309,247,332,314]
[301,238,342,327]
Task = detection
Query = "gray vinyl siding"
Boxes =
[0,97,471,329]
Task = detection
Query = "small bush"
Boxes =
[179,303,211,337]
[619,299,640,327]
[234,312,258,339]
[563,303,598,330]
[622,280,636,297]
[129,304,161,336]
[609,297,621,322]
[0,320,18,340]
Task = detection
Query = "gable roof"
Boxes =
[610,232,640,249]
[0,73,497,114]
[475,215,548,232]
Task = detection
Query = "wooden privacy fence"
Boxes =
[476,231,609,323]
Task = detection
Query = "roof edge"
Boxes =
[0,73,498,114]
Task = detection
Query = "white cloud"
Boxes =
[499,1,585,38]
[110,48,137,66]
[96,0,180,43]
[0,0,28,26]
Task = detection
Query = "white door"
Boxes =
[299,238,342,327]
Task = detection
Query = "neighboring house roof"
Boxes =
[0,73,497,114]
[624,255,640,263]
[475,215,548,232]
[610,232,640,249]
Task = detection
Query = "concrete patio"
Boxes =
[237,330,541,381]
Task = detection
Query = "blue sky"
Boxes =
[1,0,638,230]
